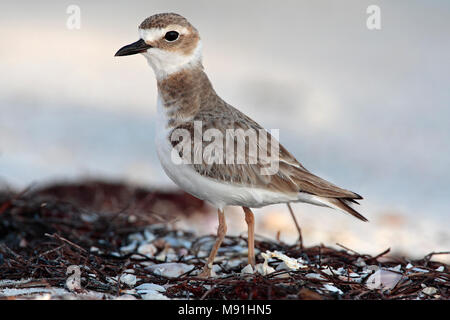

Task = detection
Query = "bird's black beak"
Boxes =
[115,39,152,56]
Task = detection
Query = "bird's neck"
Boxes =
[156,66,220,125]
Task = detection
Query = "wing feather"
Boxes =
[172,103,363,203]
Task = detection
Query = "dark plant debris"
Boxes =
[0,181,448,300]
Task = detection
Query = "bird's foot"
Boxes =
[198,263,213,278]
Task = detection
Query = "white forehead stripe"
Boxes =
[139,25,189,42]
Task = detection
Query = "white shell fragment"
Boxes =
[422,287,438,296]
[144,230,156,242]
[354,257,367,267]
[255,263,276,276]
[128,232,144,242]
[323,284,343,295]
[135,283,166,293]
[262,250,306,271]
[146,263,194,278]
[388,265,402,272]
[335,267,346,275]
[90,246,100,253]
[119,274,137,286]
[120,241,138,254]
[137,243,157,258]
[241,264,254,274]
[275,262,291,271]
[306,273,327,281]
[141,290,169,300]
[163,236,191,249]
[226,259,243,269]
[156,247,178,262]
[366,269,403,290]
[256,252,276,275]
[1,287,71,298]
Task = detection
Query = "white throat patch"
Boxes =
[140,35,203,79]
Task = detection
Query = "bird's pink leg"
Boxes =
[243,207,256,267]
[198,209,227,278]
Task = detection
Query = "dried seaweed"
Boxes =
[0,181,448,300]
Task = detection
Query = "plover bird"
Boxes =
[115,13,367,277]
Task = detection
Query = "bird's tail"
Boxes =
[316,197,368,222]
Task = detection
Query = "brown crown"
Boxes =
[139,13,197,32]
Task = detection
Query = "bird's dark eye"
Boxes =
[164,31,179,42]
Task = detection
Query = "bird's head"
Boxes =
[115,13,202,79]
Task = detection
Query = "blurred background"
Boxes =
[0,1,449,261]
